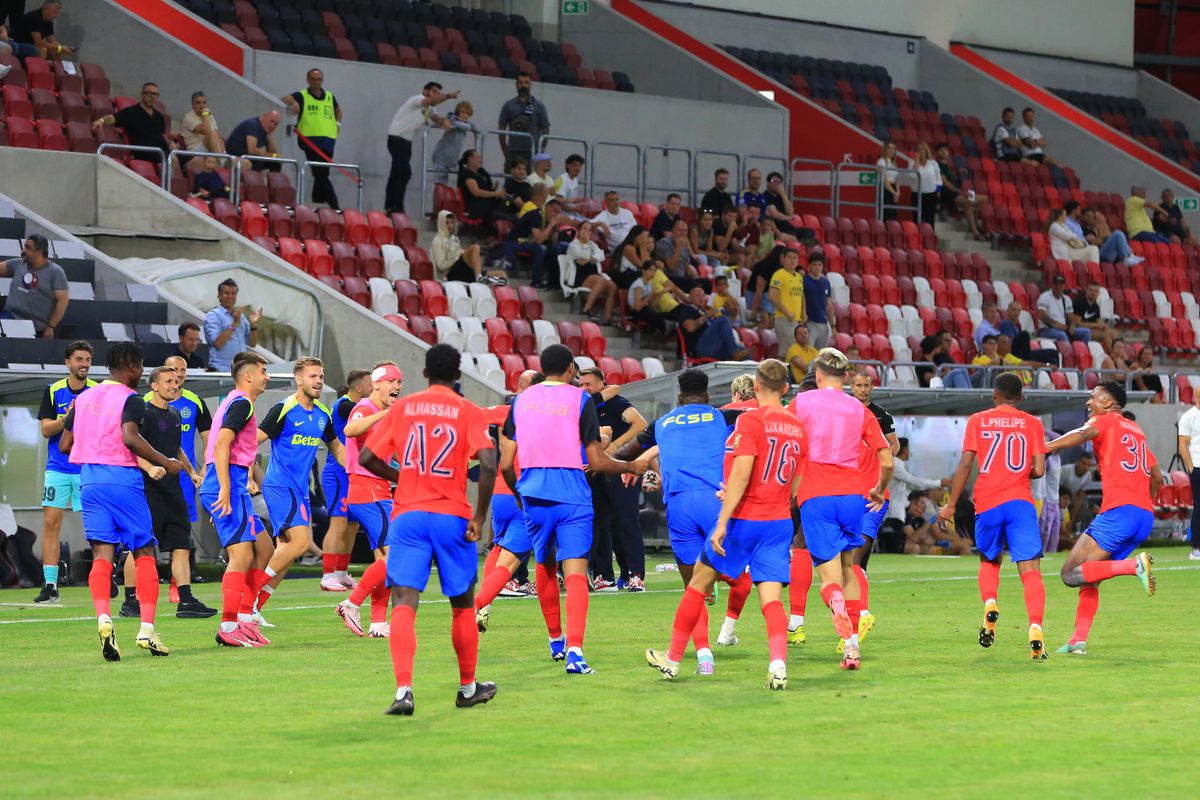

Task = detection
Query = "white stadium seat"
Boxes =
[434,316,463,350]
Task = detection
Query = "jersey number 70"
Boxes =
[978,430,1028,473]
[401,422,457,477]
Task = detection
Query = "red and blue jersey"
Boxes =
[723,406,807,521]
[961,405,1046,514]
[1089,412,1156,512]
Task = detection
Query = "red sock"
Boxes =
[475,561,514,610]
[221,570,246,623]
[350,559,387,607]
[691,603,710,652]
[564,573,589,650]
[482,546,501,580]
[88,557,113,618]
[322,553,336,576]
[846,597,863,622]
[336,553,352,572]
[535,563,562,639]
[370,581,390,624]
[1020,570,1045,627]
[978,560,1001,603]
[723,571,752,620]
[668,587,707,662]
[851,564,870,611]
[1080,559,1137,584]
[1070,586,1099,644]
[390,605,416,687]
[450,606,478,685]
[762,599,788,663]
[820,582,845,617]
[240,568,267,616]
[135,556,159,625]
[256,583,274,611]
[789,548,813,617]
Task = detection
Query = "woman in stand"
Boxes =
[611,225,653,291]
[876,140,901,221]
[913,141,942,231]
[456,149,509,225]
[567,221,616,324]
[1046,207,1100,264]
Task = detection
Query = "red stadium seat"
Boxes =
[211,198,240,231]
[737,328,764,361]
[239,201,268,237]
[596,356,624,385]
[277,237,307,270]
[620,357,646,382]
[343,276,370,307]
[485,318,513,355]
[419,280,448,316]
[294,205,321,239]
[341,209,369,245]
[510,319,536,356]
[408,315,437,345]
[304,239,333,275]
[357,244,383,278]
[394,279,422,317]
[555,320,583,354]
[501,354,525,390]
[318,207,344,242]
[517,285,543,320]
[331,241,360,276]
[366,210,394,246]
[267,203,293,237]
[580,321,606,359]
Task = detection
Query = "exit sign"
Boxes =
[562,0,589,14]
[858,171,878,186]
[1180,197,1198,212]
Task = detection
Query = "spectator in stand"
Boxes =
[700,168,734,212]
[785,323,818,383]
[456,149,509,225]
[935,142,988,241]
[739,169,769,219]
[495,194,562,289]
[180,91,223,154]
[0,22,38,65]
[973,302,1003,348]
[224,110,282,170]
[11,1,72,61]
[969,334,1003,387]
[1081,206,1143,266]
[1072,281,1115,350]
[902,492,940,555]
[191,155,229,200]
[1154,188,1193,243]
[628,260,672,334]
[1047,207,1100,264]
[876,140,901,221]
[552,154,587,215]
[710,274,741,326]
[689,209,723,267]
[767,246,805,349]
[92,82,175,162]
[1059,454,1095,533]
[650,193,682,240]
[611,225,652,290]
[916,333,970,388]
[1176,394,1200,560]
[0,234,68,337]
[385,81,458,215]
[568,221,616,324]
[202,278,262,373]
[1130,346,1164,402]
[992,106,1026,163]
[527,153,556,192]
[430,100,479,184]
[589,190,637,255]
[802,251,832,348]
[282,68,342,208]
[655,218,705,293]
[995,334,1046,385]
[1015,107,1056,165]
[497,71,549,170]
[1100,337,1133,381]
[999,301,1056,364]
[502,158,533,216]
[888,439,951,525]
[172,322,205,370]
[735,204,763,261]
[913,141,942,230]
[753,216,778,264]
[676,286,749,362]
[1125,185,1177,244]
[712,204,748,269]
[432,210,497,285]
[762,171,800,237]
[1037,274,1089,343]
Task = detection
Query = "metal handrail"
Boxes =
[476,127,537,173]
[300,159,364,212]
[590,140,642,203]
[166,150,239,204]
[232,154,303,210]
[885,360,1068,388]
[97,143,168,190]
[692,150,741,209]
[641,145,692,206]
[836,161,922,224]
[789,157,836,216]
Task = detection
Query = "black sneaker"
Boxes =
[384,689,415,716]
[176,597,218,619]
[33,584,60,604]
[109,573,119,599]
[455,681,497,709]
[118,596,141,618]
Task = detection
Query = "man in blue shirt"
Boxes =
[739,169,769,217]
[203,278,262,373]
[802,252,833,349]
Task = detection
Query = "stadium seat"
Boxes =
[510,318,535,355]
[369,277,398,316]
[485,317,513,355]
[580,321,606,359]
[419,280,448,316]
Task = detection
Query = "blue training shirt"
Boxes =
[639,404,740,499]
[260,396,336,494]
[322,395,354,476]
[38,377,97,474]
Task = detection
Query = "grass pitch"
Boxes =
[2,548,1197,799]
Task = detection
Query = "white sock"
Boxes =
[719,617,737,637]
[335,570,349,580]
[696,647,713,661]
[789,614,804,630]
[97,613,112,625]
[459,681,477,698]
[567,646,583,657]
[768,658,786,673]
[550,634,565,644]
[984,597,996,607]
[846,633,860,648]
[345,597,361,609]
[219,621,239,633]
[138,622,154,637]
[237,612,253,623]
[395,685,411,700]
[481,603,492,614]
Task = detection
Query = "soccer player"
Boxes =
[358,344,498,715]
[201,350,273,647]
[937,373,1049,658]
[646,359,805,689]
[630,369,752,674]
[499,344,646,675]
[336,362,403,638]
[256,357,346,624]
[721,373,758,410]
[59,342,182,660]
[1045,381,1162,655]
[137,366,215,619]
[789,348,893,670]
[321,369,371,591]
[33,340,96,603]
[786,364,821,645]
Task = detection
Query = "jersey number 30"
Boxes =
[402,422,457,477]
[1118,433,1151,475]
[979,430,1028,473]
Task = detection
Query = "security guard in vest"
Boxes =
[283,68,342,209]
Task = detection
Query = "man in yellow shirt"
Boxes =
[996,334,1044,385]
[710,274,741,325]
[1124,185,1174,244]
[767,248,805,351]
[784,324,818,383]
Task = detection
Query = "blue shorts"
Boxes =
[321,467,349,518]
[491,494,531,555]
[701,517,792,584]
[385,510,477,598]
[1085,505,1154,561]
[81,482,154,551]
[200,487,258,547]
[262,484,312,537]
[976,499,1043,563]
[524,497,593,562]
[799,494,865,565]
[861,498,890,540]
[178,473,198,523]
[348,499,393,551]
[666,489,722,565]
[42,470,82,511]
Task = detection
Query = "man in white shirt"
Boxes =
[1016,107,1056,165]
[1177,396,1200,559]
[528,153,557,191]
[553,153,586,214]
[180,91,222,154]
[1036,274,1089,343]
[1059,453,1095,535]
[384,80,458,214]
[886,437,949,522]
[589,190,637,254]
